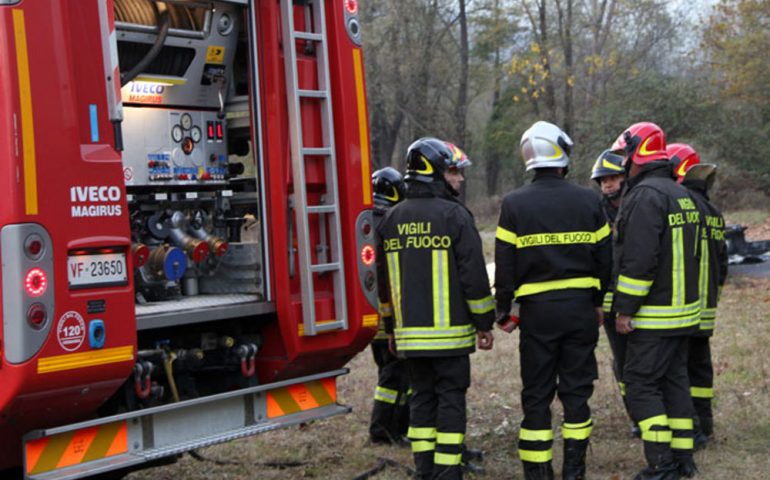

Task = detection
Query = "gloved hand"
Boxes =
[495,311,519,333]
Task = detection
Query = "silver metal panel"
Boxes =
[1,224,55,364]
[117,2,240,109]
[26,372,349,478]
[26,369,348,437]
[135,295,275,330]
[246,0,272,302]
[355,209,378,309]
[122,107,229,187]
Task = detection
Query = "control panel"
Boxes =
[122,107,229,187]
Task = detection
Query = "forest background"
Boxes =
[359,0,770,219]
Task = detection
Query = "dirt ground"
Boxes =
[127,272,770,480]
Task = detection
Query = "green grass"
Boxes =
[127,275,770,480]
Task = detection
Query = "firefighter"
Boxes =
[369,167,410,445]
[495,121,612,480]
[377,137,495,480]
[611,123,700,479]
[590,150,637,433]
[667,144,728,449]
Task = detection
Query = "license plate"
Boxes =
[68,252,128,289]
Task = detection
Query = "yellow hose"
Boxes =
[163,351,181,403]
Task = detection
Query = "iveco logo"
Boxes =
[129,82,166,94]
[70,186,122,203]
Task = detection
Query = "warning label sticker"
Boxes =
[206,45,226,64]
[57,311,86,352]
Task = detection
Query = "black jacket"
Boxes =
[373,205,393,343]
[600,195,620,313]
[495,170,612,313]
[376,181,494,357]
[684,180,728,336]
[613,162,701,336]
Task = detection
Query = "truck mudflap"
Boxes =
[23,369,350,480]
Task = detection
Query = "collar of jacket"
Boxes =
[683,179,709,200]
[531,169,565,182]
[626,161,674,190]
[405,180,454,200]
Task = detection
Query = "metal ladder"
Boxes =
[280,0,347,336]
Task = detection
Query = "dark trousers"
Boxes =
[407,355,470,480]
[518,294,598,465]
[624,333,695,467]
[603,311,632,417]
[688,335,714,432]
[370,341,410,442]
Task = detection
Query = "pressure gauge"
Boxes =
[191,126,202,143]
[180,113,193,130]
[171,125,184,143]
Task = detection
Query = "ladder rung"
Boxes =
[293,31,323,42]
[298,89,328,99]
[311,262,340,273]
[302,147,332,156]
[308,205,336,214]
[313,320,346,333]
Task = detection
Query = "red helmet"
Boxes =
[667,143,701,184]
[611,122,668,165]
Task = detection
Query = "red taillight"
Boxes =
[344,0,358,15]
[361,244,375,266]
[27,303,47,329]
[24,268,48,297]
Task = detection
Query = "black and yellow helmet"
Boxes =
[590,149,625,183]
[372,167,405,207]
[404,137,471,183]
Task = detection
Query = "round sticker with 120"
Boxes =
[57,311,86,352]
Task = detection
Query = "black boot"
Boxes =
[562,439,588,480]
[523,461,555,480]
[693,415,713,451]
[633,463,680,480]
[674,453,697,478]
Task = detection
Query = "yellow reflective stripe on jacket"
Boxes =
[562,419,593,440]
[396,336,476,351]
[395,324,476,338]
[434,452,462,466]
[671,437,694,450]
[374,386,398,404]
[668,418,693,430]
[595,223,611,242]
[496,226,518,245]
[412,440,435,453]
[618,381,626,396]
[639,414,668,432]
[515,277,599,298]
[408,426,437,439]
[633,301,700,329]
[518,449,553,463]
[603,291,614,313]
[642,430,673,443]
[387,252,403,329]
[672,227,685,306]
[519,428,553,442]
[436,432,465,445]
[691,386,714,398]
[616,275,653,297]
[699,237,710,315]
[432,249,450,328]
[467,295,494,315]
[496,224,609,248]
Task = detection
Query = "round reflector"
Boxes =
[345,0,358,15]
[24,234,45,260]
[27,303,47,329]
[361,244,375,266]
[25,268,48,297]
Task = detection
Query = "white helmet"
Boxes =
[520,121,573,171]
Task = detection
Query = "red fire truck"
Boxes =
[0,0,378,478]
